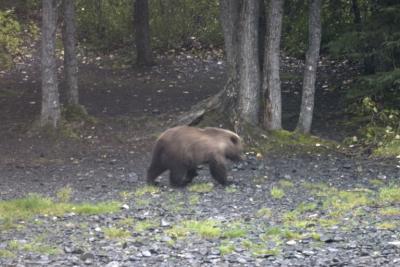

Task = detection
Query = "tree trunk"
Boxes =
[351,0,362,31]
[238,0,260,125]
[134,0,153,66]
[296,0,322,134]
[41,0,61,128]
[62,0,79,105]
[263,0,284,130]
[178,0,262,134]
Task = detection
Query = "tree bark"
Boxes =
[238,0,260,125]
[351,0,362,31]
[62,0,79,105]
[263,0,284,130]
[178,0,262,133]
[134,0,153,66]
[296,0,322,134]
[41,0,61,128]
[258,0,266,72]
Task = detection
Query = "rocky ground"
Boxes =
[0,53,400,266]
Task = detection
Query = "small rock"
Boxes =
[286,240,297,245]
[105,261,120,267]
[237,257,248,264]
[161,219,170,227]
[320,235,335,243]
[302,250,315,256]
[388,241,400,247]
[141,250,152,257]
[127,172,138,182]
[121,204,129,210]
[81,252,95,265]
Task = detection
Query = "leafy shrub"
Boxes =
[0,10,22,69]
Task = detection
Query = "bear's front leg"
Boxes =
[147,163,167,185]
[209,157,230,186]
[169,167,187,187]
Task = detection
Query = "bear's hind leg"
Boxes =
[182,168,198,185]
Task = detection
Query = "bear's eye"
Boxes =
[230,136,238,144]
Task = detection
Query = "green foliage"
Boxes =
[0,10,22,68]
[256,207,272,218]
[134,185,160,197]
[56,186,73,203]
[104,227,131,239]
[167,219,221,239]
[270,187,285,199]
[379,185,400,204]
[7,239,60,255]
[0,193,120,225]
[150,0,222,49]
[219,242,235,255]
[188,182,214,193]
[222,222,247,239]
[74,0,222,52]
[345,96,400,155]
[134,219,158,232]
[76,0,133,51]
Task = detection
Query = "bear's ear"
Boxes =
[230,136,238,145]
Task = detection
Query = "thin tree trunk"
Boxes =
[62,0,79,105]
[238,0,260,125]
[41,0,61,128]
[296,0,322,134]
[263,0,284,130]
[134,0,153,66]
[351,0,362,31]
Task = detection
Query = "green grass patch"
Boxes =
[134,185,160,197]
[219,242,235,255]
[256,207,272,218]
[167,219,221,239]
[374,139,400,157]
[369,179,385,186]
[0,249,15,258]
[241,239,280,257]
[189,195,200,205]
[295,202,318,213]
[117,217,135,227]
[225,186,238,193]
[379,185,400,204]
[56,186,73,203]
[7,240,60,255]
[376,221,398,230]
[323,190,372,215]
[135,220,159,232]
[222,222,247,239]
[0,194,120,225]
[271,187,285,199]
[282,210,298,222]
[263,226,303,240]
[278,180,294,188]
[379,207,400,216]
[188,182,214,193]
[302,182,334,196]
[104,227,131,239]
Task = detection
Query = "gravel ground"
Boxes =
[1,51,399,266]
[1,148,399,266]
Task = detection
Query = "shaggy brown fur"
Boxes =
[146,126,243,187]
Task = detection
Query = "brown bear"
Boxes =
[146,126,243,187]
